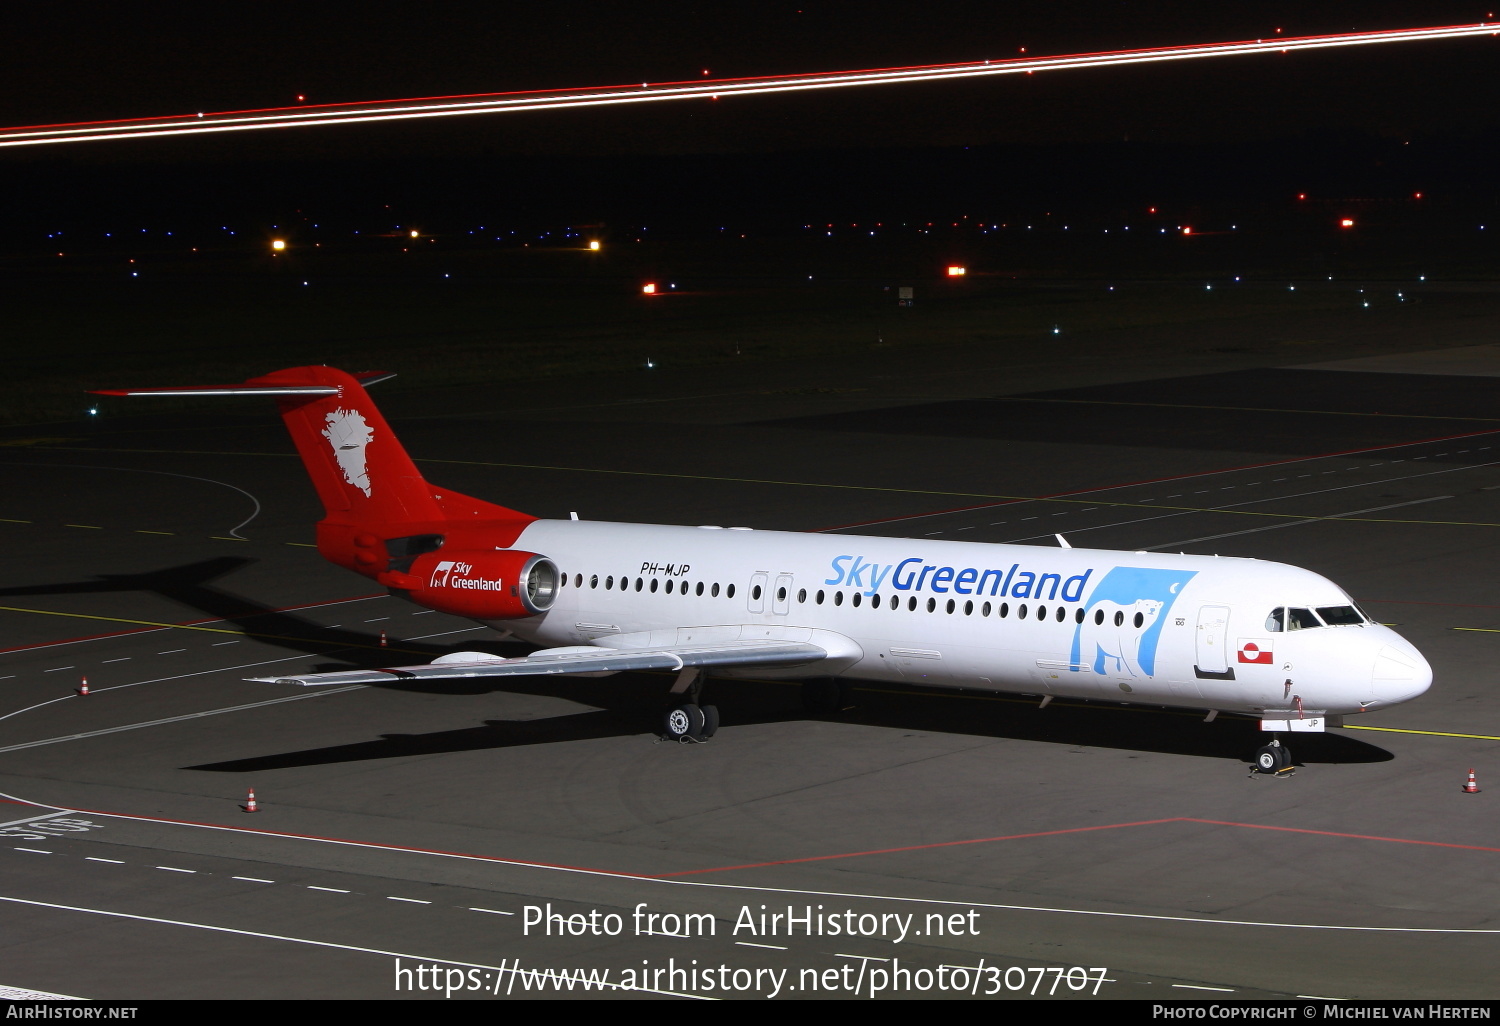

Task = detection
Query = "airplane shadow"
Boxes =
[186,673,1392,772]
[0,557,530,664]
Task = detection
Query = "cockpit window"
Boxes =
[1287,607,1322,630]
[1316,605,1364,626]
[1266,608,1284,632]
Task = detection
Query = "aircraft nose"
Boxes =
[1371,643,1432,705]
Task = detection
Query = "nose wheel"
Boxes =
[1251,738,1295,777]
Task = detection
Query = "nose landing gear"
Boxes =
[1250,737,1295,777]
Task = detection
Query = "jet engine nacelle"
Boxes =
[403,549,559,619]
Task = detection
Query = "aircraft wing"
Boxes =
[247,640,829,686]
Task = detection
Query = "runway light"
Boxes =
[409,230,419,238]
[946,265,966,276]
[588,240,600,251]
[1182,226,1192,235]
[1340,218,1355,228]
[271,239,286,251]
[642,283,657,294]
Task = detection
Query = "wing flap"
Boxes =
[248,640,828,686]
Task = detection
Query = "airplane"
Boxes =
[95,365,1433,773]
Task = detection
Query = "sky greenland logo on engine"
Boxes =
[428,560,504,591]
[321,408,374,497]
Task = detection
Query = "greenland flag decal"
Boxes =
[1237,638,1275,664]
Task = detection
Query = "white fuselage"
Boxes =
[492,520,1431,718]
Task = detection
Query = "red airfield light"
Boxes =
[1182,226,1192,235]
[1298,193,1307,200]
[946,265,967,276]
[1340,218,1355,228]
[642,282,657,294]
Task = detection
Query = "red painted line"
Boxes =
[652,818,1186,877]
[1182,818,1500,855]
[817,426,1500,532]
[0,593,386,656]
[48,804,642,879]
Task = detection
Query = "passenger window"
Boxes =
[891,595,900,610]
[726,584,735,598]
[1317,605,1364,626]
[590,575,598,589]
[650,578,659,593]
[816,590,825,604]
[982,601,992,617]
[605,576,614,589]
[1094,609,1104,625]
[1074,608,1084,624]
[908,597,917,611]
[636,578,644,592]
[665,579,674,593]
[798,588,807,603]
[711,583,720,597]
[1037,605,1047,620]
[926,598,936,612]
[1287,607,1321,630]
[945,599,955,613]
[752,584,762,601]
[696,582,704,596]
[1057,607,1067,623]
[1018,604,1028,620]
[851,592,861,607]
[964,600,973,615]
[1133,612,1143,628]
[834,591,844,606]
[1000,602,1009,618]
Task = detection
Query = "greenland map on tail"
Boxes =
[95,366,1432,765]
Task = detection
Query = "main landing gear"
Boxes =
[660,667,719,743]
[1250,737,1295,777]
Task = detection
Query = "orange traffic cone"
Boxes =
[243,788,259,813]
[379,630,388,648]
[76,677,89,696]
[1463,769,1480,794]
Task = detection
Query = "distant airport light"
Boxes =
[409,229,419,238]
[1414,191,1424,199]
[588,240,601,251]
[1182,227,1192,235]
[946,265,966,276]
[1340,218,1355,228]
[1298,193,1307,200]
[271,239,286,251]
[642,283,657,294]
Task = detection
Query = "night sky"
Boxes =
[4,2,1498,227]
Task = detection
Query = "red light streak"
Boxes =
[0,23,1494,148]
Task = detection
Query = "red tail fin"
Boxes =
[94,366,535,578]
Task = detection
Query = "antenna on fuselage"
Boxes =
[1055,534,1071,549]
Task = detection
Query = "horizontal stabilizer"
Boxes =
[92,371,394,398]
[249,640,828,686]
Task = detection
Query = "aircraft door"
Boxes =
[1196,605,1231,676]
[748,572,768,614]
[772,573,793,616]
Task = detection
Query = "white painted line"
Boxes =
[0,893,704,999]
[307,886,350,893]
[13,848,51,854]
[1298,995,1345,1001]
[42,666,75,673]
[156,866,195,874]
[1173,984,1235,992]
[0,685,367,754]
[468,907,514,915]
[835,953,889,961]
[387,896,431,904]
[157,649,187,655]
[0,676,12,681]
[102,657,131,663]
[211,641,240,646]
[231,876,274,883]
[411,610,435,614]
[0,984,82,1000]
[363,617,389,623]
[735,941,787,950]
[0,810,76,829]
[85,857,124,864]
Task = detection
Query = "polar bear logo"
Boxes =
[1076,598,1163,678]
[321,408,374,497]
